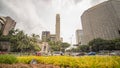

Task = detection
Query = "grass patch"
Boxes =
[0,54,17,64]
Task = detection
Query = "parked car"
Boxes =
[53,51,63,56]
[109,52,120,56]
[88,52,96,55]
[76,52,85,56]
[36,52,41,56]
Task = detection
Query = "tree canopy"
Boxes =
[0,29,41,52]
[88,38,120,52]
[48,41,70,52]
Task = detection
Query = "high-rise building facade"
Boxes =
[76,29,83,44]
[50,34,56,42]
[56,14,60,41]
[41,14,62,42]
[0,17,5,31]
[81,0,120,45]
[0,16,16,36]
[42,31,50,42]
[0,16,16,51]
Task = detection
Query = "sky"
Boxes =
[0,0,107,44]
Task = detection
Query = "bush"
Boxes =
[17,56,120,68]
[0,54,17,64]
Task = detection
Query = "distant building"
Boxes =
[41,14,62,44]
[60,37,63,42]
[76,29,83,44]
[40,14,63,54]
[81,0,120,45]
[0,16,16,51]
[42,31,50,42]
[0,16,16,35]
[56,14,61,41]
[50,34,56,42]
[0,41,10,51]
[0,17,5,30]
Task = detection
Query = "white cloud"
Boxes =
[0,0,107,44]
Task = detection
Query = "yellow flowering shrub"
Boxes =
[17,56,120,68]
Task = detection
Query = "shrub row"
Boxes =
[0,54,120,68]
[0,54,17,64]
[17,56,120,68]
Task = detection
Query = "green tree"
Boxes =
[0,28,41,52]
[77,45,89,52]
[60,42,70,52]
[112,38,120,50]
[8,29,40,52]
[88,38,120,52]
[88,38,108,52]
[30,34,40,51]
[48,41,60,51]
[48,41,70,52]
[71,48,78,52]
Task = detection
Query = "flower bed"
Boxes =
[0,54,120,68]
[17,56,120,68]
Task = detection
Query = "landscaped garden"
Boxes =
[0,54,120,68]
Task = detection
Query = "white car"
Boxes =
[53,51,63,56]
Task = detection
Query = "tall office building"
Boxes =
[81,0,120,45]
[56,14,60,41]
[41,14,61,42]
[0,16,16,36]
[76,29,83,44]
[42,31,50,42]
[0,16,16,51]
[50,34,56,42]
